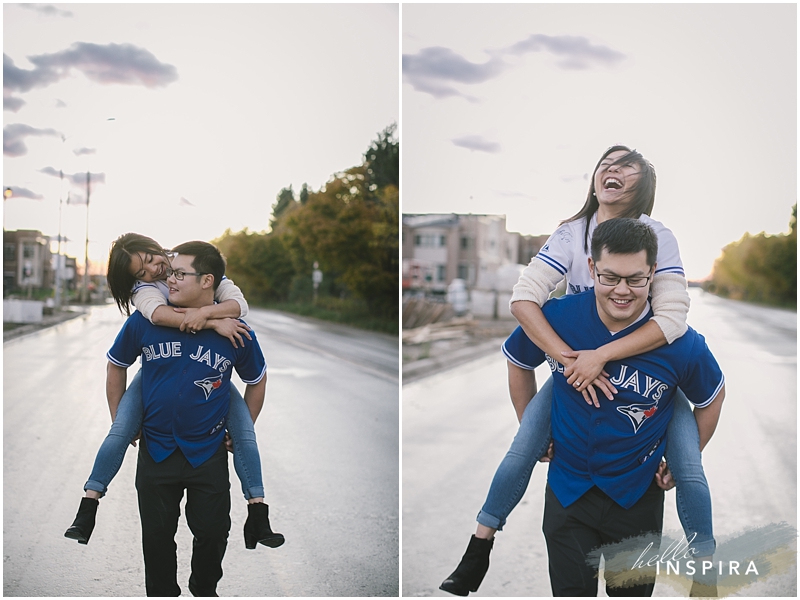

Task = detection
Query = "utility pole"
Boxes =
[81,171,90,304]
[54,172,63,309]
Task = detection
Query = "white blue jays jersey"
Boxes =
[131,276,233,303]
[107,311,266,467]
[504,290,724,509]
[535,214,684,295]
[131,278,170,299]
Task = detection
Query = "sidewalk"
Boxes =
[3,307,88,343]
[402,317,518,384]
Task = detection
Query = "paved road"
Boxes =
[4,304,399,597]
[403,289,796,597]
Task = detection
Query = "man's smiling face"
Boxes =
[589,248,654,331]
[166,254,208,308]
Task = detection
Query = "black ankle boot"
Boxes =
[243,503,285,549]
[64,497,99,545]
[690,568,718,597]
[689,555,718,597]
[439,535,494,596]
[689,580,718,598]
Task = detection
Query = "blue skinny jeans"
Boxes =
[84,369,265,500]
[477,376,716,556]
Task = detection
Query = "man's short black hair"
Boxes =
[590,218,659,267]
[170,241,226,290]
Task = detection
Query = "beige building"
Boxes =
[3,229,54,295]
[403,212,549,290]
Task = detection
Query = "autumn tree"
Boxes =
[213,125,399,327]
[283,162,398,318]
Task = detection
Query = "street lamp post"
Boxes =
[61,118,114,305]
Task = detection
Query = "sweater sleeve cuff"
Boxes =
[133,295,161,323]
[510,259,564,308]
[650,272,690,344]
[234,297,248,318]
[214,278,248,317]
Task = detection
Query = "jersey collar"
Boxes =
[607,301,652,336]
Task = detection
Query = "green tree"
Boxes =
[214,228,295,302]
[364,123,398,195]
[707,204,796,307]
[270,186,296,230]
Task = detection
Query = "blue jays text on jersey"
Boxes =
[502,290,724,510]
[544,356,670,404]
[139,343,234,376]
[107,311,266,468]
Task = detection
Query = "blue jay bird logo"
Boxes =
[617,403,658,433]
[194,374,223,400]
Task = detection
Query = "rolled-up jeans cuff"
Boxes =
[476,510,504,531]
[688,537,716,557]
[244,486,265,500]
[84,479,107,497]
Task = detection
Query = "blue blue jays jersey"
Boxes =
[502,290,724,509]
[107,311,266,468]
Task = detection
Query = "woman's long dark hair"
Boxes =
[106,233,169,315]
[562,145,657,252]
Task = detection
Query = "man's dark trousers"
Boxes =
[542,482,664,596]
[136,440,231,597]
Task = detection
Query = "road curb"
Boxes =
[3,309,89,344]
[402,337,504,384]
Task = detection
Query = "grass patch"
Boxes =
[702,289,797,311]
[259,298,398,334]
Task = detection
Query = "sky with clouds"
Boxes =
[402,3,796,280]
[4,3,398,271]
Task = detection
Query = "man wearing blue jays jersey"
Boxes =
[106,241,267,597]
[503,219,725,596]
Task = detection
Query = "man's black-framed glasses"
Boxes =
[594,270,653,288]
[166,268,207,280]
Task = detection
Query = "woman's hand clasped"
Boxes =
[561,349,618,407]
[654,460,675,490]
[539,441,554,463]
[174,307,209,333]
[208,318,253,348]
